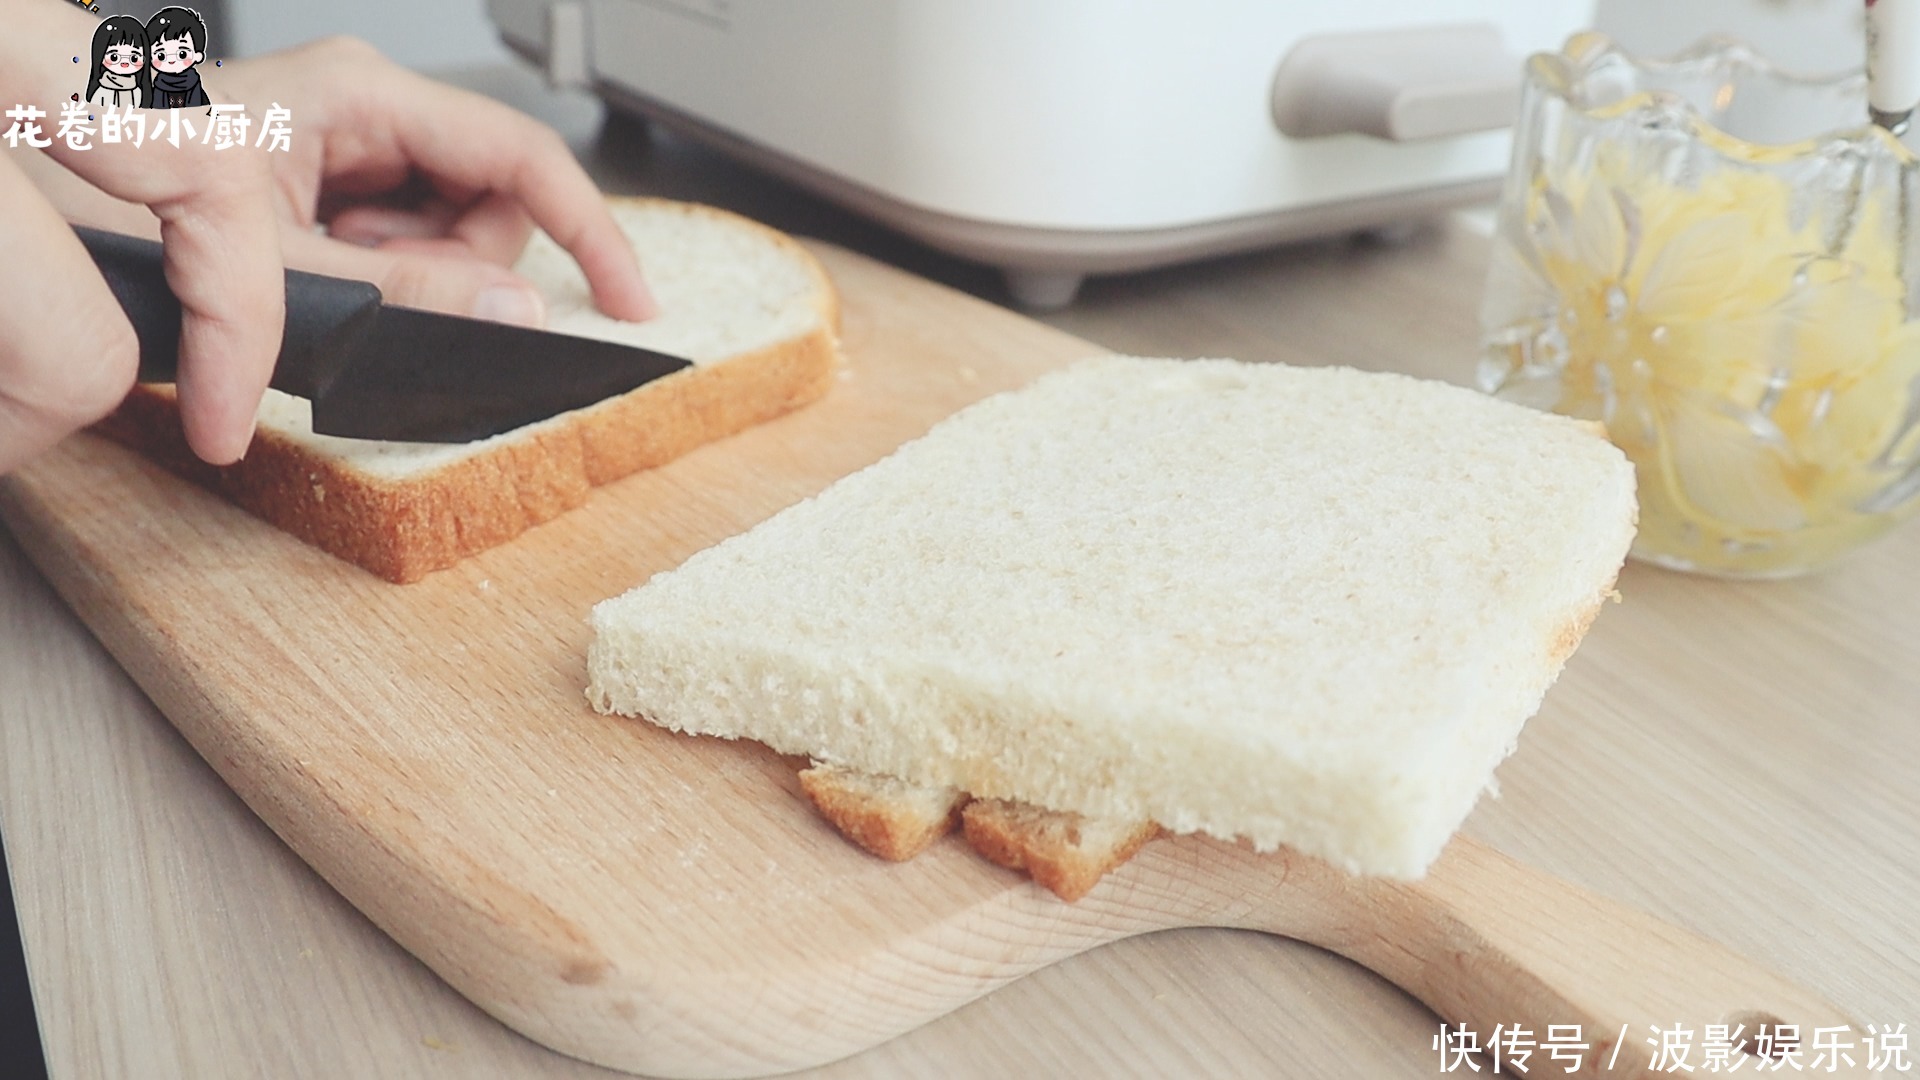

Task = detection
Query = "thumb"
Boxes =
[281,232,547,329]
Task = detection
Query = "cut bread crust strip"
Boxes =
[95,197,844,583]
[961,799,1161,903]
[798,763,1158,901]
[798,764,967,863]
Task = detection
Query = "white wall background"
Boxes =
[225,0,509,70]
[218,0,1865,75]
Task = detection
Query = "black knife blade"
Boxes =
[75,225,692,443]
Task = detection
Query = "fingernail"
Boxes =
[216,418,256,465]
[472,285,545,328]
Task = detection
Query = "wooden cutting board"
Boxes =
[0,241,1877,1079]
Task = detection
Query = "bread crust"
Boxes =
[962,799,1160,903]
[797,763,1162,900]
[93,198,843,583]
[797,765,967,862]
[1549,571,1623,667]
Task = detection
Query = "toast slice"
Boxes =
[591,357,1637,879]
[95,197,843,583]
[797,764,1157,901]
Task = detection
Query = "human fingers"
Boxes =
[0,154,140,476]
[328,199,461,246]
[43,136,284,464]
[328,192,534,267]
[7,145,157,237]
[318,44,654,320]
[280,228,547,329]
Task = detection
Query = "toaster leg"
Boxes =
[1355,220,1428,247]
[1002,269,1084,312]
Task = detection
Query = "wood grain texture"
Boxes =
[0,237,1900,1079]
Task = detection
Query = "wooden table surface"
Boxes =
[4,66,1917,1080]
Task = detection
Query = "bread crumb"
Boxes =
[298,948,313,960]
[479,580,492,591]
[421,1036,456,1052]
[957,365,980,385]
[310,483,325,503]
[837,367,855,382]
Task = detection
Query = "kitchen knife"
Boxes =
[75,225,693,443]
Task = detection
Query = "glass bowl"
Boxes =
[1479,32,1920,578]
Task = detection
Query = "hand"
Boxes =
[0,153,136,475]
[212,37,657,327]
[1,7,651,475]
[2,0,283,468]
[3,119,283,471]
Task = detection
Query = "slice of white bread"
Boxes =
[589,356,1637,878]
[97,197,842,582]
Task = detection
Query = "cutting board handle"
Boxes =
[1165,837,1878,1078]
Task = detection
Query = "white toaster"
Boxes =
[487,0,1594,306]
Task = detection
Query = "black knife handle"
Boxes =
[74,225,384,400]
